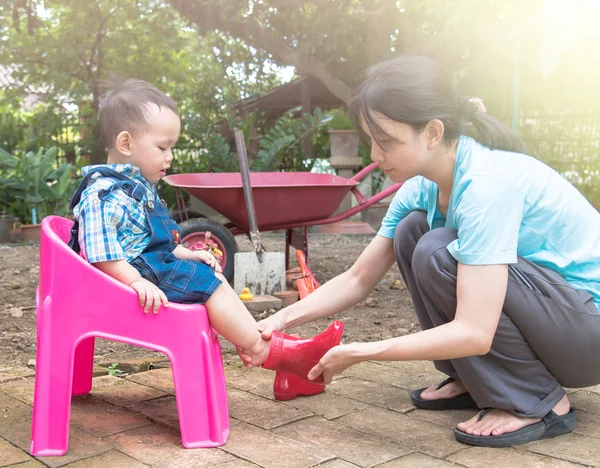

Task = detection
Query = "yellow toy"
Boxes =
[239,287,253,301]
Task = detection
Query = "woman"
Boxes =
[241,55,600,447]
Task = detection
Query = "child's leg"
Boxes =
[205,273,268,366]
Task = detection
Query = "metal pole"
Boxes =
[234,130,262,255]
[512,35,521,133]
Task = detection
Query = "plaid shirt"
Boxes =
[73,164,159,264]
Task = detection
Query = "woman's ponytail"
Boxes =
[348,56,528,154]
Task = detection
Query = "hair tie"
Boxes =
[459,97,486,121]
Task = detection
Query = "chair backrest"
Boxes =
[40,216,82,268]
[39,216,131,300]
[41,213,154,301]
[43,215,73,243]
[39,217,79,298]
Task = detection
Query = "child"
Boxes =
[69,77,343,390]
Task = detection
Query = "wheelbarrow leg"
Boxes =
[285,229,291,271]
[286,227,309,271]
[302,227,309,264]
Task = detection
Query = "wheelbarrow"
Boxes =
[163,162,402,281]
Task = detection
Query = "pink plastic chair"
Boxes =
[30,216,230,456]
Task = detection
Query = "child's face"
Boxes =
[130,104,181,183]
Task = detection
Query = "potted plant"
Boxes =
[327,110,360,162]
[0,146,78,243]
[0,212,18,244]
[0,168,18,242]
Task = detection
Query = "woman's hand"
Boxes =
[307,343,363,384]
[236,311,287,367]
[256,311,287,339]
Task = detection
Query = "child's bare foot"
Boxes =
[240,338,270,367]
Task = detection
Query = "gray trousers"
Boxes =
[394,211,600,418]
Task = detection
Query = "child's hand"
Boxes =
[130,278,169,314]
[188,250,223,273]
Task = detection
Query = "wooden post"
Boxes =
[329,130,362,213]
[300,79,313,159]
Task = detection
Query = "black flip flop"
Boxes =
[410,377,478,410]
[453,407,577,447]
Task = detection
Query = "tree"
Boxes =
[168,0,398,102]
[3,0,599,194]
[0,0,286,163]
[166,1,547,104]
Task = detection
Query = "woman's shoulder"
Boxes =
[402,175,434,191]
[462,137,551,174]
[458,140,554,191]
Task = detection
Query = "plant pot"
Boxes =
[360,202,391,231]
[285,267,302,289]
[0,215,18,244]
[22,224,42,243]
[328,130,360,162]
[273,290,299,308]
[10,223,41,244]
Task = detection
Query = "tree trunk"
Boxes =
[89,121,105,165]
[89,87,105,165]
[168,0,352,102]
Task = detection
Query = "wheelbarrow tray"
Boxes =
[163,172,359,231]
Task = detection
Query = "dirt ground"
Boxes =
[0,233,418,370]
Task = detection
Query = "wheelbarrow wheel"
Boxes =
[178,218,238,282]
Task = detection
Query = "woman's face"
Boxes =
[362,113,431,183]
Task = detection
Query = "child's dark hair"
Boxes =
[347,55,526,153]
[97,75,178,149]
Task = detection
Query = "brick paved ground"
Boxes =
[1,357,599,467]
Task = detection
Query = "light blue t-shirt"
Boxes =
[378,136,600,312]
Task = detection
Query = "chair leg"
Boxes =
[30,311,76,456]
[72,337,95,396]
[170,329,229,448]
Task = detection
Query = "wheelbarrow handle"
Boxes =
[350,162,380,182]
[235,131,262,254]
[348,161,401,206]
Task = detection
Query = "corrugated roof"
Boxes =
[233,76,344,118]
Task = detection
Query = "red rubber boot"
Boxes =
[274,371,326,401]
[262,320,344,384]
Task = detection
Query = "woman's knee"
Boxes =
[411,228,458,282]
[393,211,428,259]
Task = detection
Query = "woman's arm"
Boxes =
[309,262,508,382]
[260,235,397,334]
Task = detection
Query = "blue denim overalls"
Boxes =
[69,167,222,304]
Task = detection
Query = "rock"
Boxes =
[9,307,23,318]
[390,279,404,290]
[386,312,397,318]
[396,328,409,336]
[373,320,382,325]
[27,359,36,368]
[97,357,167,374]
[29,267,39,274]
[366,297,378,308]
[243,295,283,313]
